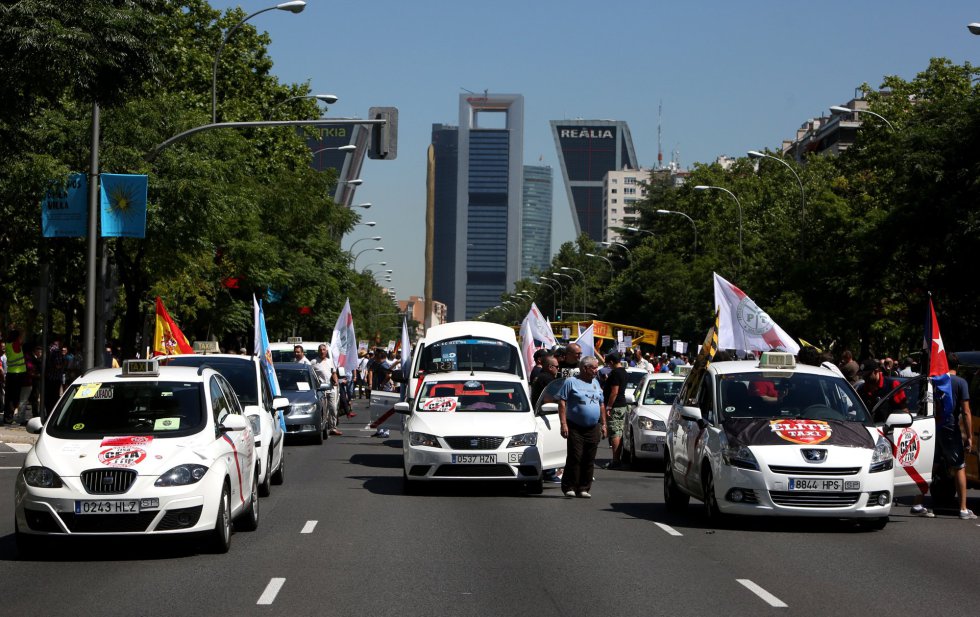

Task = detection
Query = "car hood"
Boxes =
[408,411,535,438]
[634,404,671,421]
[281,390,317,404]
[723,417,876,450]
[30,433,215,477]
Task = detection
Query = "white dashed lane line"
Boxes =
[0,467,21,470]
[654,522,683,536]
[300,520,317,534]
[257,578,286,605]
[737,579,787,608]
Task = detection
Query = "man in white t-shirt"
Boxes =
[312,344,340,435]
[292,345,311,365]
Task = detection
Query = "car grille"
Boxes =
[768,466,862,476]
[81,469,138,495]
[769,491,862,508]
[56,512,159,532]
[444,436,504,450]
[433,464,514,478]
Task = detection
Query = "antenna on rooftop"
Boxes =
[657,100,664,170]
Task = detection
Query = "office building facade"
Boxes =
[428,123,459,319]
[550,120,638,241]
[603,168,649,243]
[521,165,553,279]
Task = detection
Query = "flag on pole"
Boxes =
[713,272,800,354]
[253,295,281,397]
[100,173,148,238]
[153,297,193,356]
[520,319,537,379]
[575,324,596,360]
[924,296,954,425]
[331,298,359,375]
[400,317,412,382]
[522,303,557,348]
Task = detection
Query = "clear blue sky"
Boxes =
[214,0,980,302]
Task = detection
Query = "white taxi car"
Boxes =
[622,373,685,468]
[14,359,260,555]
[396,372,563,494]
[664,353,915,529]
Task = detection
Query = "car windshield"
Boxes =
[166,356,258,405]
[626,371,646,388]
[47,381,205,439]
[718,372,871,423]
[271,349,318,363]
[417,338,521,376]
[275,366,313,392]
[416,380,529,412]
[643,380,683,405]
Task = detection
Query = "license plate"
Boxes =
[788,478,843,492]
[653,435,666,443]
[75,500,140,514]
[452,454,497,464]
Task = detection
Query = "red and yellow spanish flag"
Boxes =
[154,296,193,356]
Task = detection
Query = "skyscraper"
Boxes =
[428,123,459,320]
[521,165,553,279]
[454,93,524,320]
[550,120,638,241]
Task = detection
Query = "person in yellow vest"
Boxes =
[3,329,26,425]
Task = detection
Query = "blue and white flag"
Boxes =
[400,317,412,401]
[253,295,281,397]
[42,173,87,238]
[100,173,148,238]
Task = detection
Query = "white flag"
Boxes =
[575,324,596,360]
[330,298,360,373]
[712,273,800,354]
[521,302,557,348]
[520,319,537,379]
[400,317,412,382]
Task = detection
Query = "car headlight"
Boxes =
[722,445,759,470]
[290,402,317,415]
[154,464,209,487]
[870,435,894,473]
[248,415,261,435]
[409,432,441,448]
[23,466,64,488]
[638,417,667,432]
[507,432,538,447]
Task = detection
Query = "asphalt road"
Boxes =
[1,399,978,617]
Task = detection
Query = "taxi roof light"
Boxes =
[192,340,220,354]
[674,365,692,376]
[758,351,796,370]
[123,358,160,377]
[287,336,303,344]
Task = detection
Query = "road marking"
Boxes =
[654,522,683,536]
[257,578,285,605]
[301,520,317,534]
[737,579,787,607]
[0,467,22,470]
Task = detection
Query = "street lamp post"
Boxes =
[829,105,895,131]
[532,280,557,318]
[351,202,371,210]
[654,210,698,254]
[353,246,383,268]
[560,266,586,315]
[747,150,805,225]
[212,1,307,123]
[540,276,564,320]
[551,272,576,318]
[358,221,377,228]
[623,226,654,237]
[273,93,338,114]
[311,144,357,156]
[585,252,614,270]
[968,22,980,35]
[602,241,632,261]
[694,185,742,271]
[347,236,381,253]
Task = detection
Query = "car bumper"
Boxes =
[404,446,542,481]
[284,413,321,435]
[633,430,666,459]
[714,465,893,518]
[14,471,223,536]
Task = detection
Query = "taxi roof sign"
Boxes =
[192,340,220,354]
[123,358,160,377]
[758,351,796,370]
[286,337,303,344]
[674,365,692,376]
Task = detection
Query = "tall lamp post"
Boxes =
[747,150,805,225]
[585,252,614,271]
[970,23,980,34]
[560,266,587,315]
[550,272,576,318]
[353,246,383,268]
[347,236,381,253]
[311,144,357,156]
[829,106,895,131]
[212,1,307,123]
[273,93,338,113]
[694,185,742,271]
[532,280,557,318]
[654,210,698,254]
[540,276,564,320]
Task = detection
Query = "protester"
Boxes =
[528,348,548,384]
[557,343,582,379]
[292,344,310,365]
[839,350,859,384]
[898,357,918,377]
[556,356,606,498]
[355,350,370,399]
[45,338,66,418]
[602,352,630,469]
[857,359,907,423]
[312,344,340,436]
[3,330,26,425]
[944,354,975,519]
[530,354,558,407]
[25,345,43,424]
[0,340,6,420]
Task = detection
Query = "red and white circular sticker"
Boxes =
[98,447,147,467]
[769,419,832,445]
[896,427,920,467]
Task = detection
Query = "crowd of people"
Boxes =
[1,330,80,426]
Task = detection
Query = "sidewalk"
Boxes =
[0,424,38,447]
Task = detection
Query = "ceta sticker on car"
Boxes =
[896,427,921,467]
[419,397,458,412]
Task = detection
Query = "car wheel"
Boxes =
[622,429,633,465]
[702,466,726,525]
[526,479,544,495]
[663,457,689,512]
[258,453,272,497]
[235,470,260,532]
[312,419,324,445]
[208,484,232,554]
[271,450,285,485]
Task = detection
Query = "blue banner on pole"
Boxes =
[41,173,87,238]
[100,173,148,238]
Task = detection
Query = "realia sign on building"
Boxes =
[558,128,614,139]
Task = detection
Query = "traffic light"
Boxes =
[555,309,562,321]
[367,106,398,160]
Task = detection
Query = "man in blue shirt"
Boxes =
[557,356,607,498]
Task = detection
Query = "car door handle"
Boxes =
[918,429,933,440]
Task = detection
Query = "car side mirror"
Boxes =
[272,397,290,410]
[219,414,249,432]
[539,402,559,416]
[884,412,913,429]
[26,417,43,434]
[624,393,636,405]
[680,405,703,422]
[394,401,410,415]
[317,384,331,392]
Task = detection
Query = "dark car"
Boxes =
[274,362,330,444]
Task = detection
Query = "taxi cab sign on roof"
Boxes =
[758,351,796,370]
[192,340,220,354]
[287,336,303,344]
[122,358,160,377]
